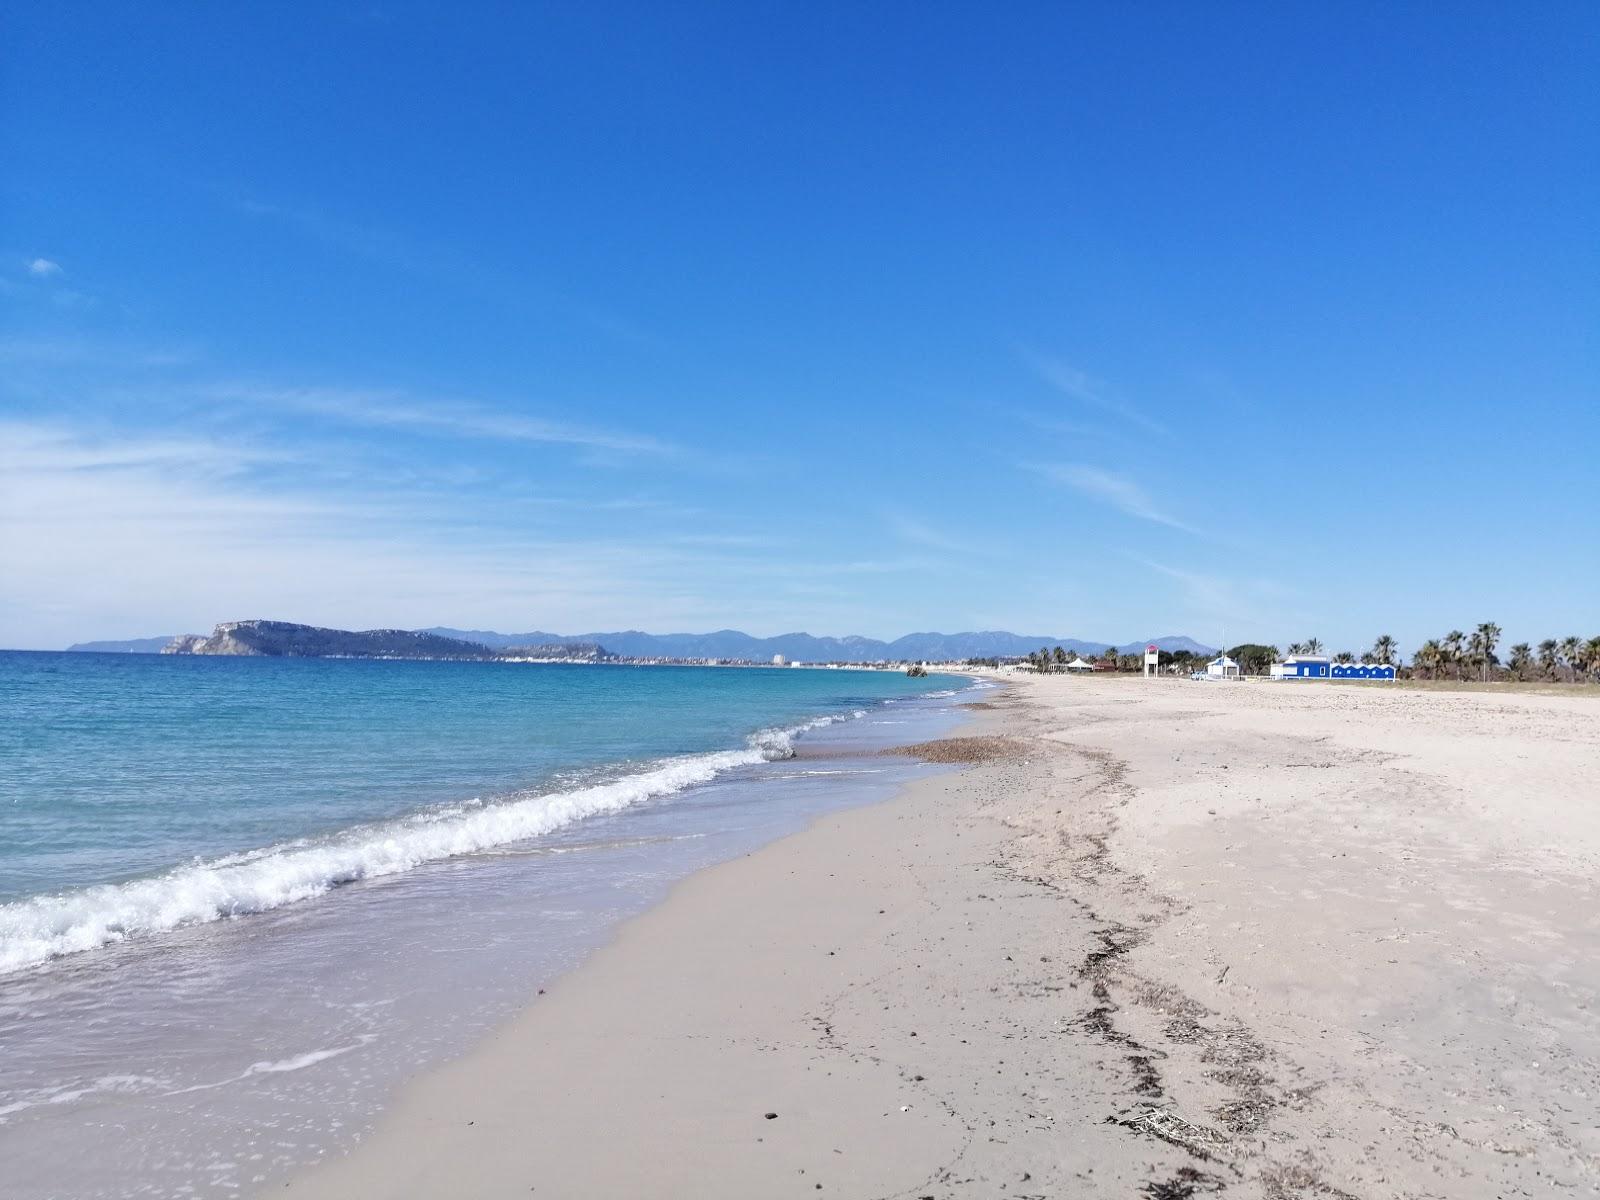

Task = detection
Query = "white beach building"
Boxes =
[1206,654,1241,680]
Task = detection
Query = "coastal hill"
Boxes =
[163,621,499,658]
[160,621,609,661]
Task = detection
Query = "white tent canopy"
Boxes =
[1066,657,1096,671]
[1206,654,1240,679]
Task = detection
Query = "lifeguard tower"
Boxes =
[1143,643,1159,677]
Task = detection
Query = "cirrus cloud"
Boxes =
[1029,462,1199,534]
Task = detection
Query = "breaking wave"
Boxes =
[0,713,856,976]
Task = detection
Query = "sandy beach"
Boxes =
[278,675,1600,1198]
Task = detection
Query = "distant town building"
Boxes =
[772,654,787,666]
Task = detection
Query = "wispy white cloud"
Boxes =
[0,422,285,478]
[26,258,62,277]
[1125,554,1295,644]
[666,532,772,548]
[234,197,458,278]
[1013,408,1112,441]
[212,383,678,457]
[1130,557,1234,612]
[0,335,199,370]
[1027,355,1168,436]
[884,512,980,555]
[228,191,668,353]
[0,420,844,648]
[728,554,943,580]
[500,493,697,515]
[1030,463,1198,533]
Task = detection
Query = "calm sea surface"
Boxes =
[0,651,976,1198]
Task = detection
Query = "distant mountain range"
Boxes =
[420,628,1216,662]
[67,625,1214,662]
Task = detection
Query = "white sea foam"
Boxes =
[240,1043,363,1076]
[163,1040,375,1096]
[0,714,852,976]
[0,1074,168,1124]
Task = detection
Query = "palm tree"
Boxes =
[1287,642,1305,656]
[1334,651,1354,664]
[1052,646,1067,672]
[1371,634,1398,666]
[1304,637,1323,656]
[1538,639,1559,678]
[1508,643,1532,680]
[1414,639,1444,680]
[1472,622,1502,682]
[1573,637,1597,683]
[1443,630,1466,680]
[1560,636,1582,683]
[1562,640,1582,682]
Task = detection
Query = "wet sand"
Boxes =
[277,675,1600,1198]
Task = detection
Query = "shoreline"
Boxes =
[0,666,972,1200]
[276,699,1018,1200]
[277,675,1600,1198]
[1,671,961,976]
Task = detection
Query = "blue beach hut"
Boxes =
[1331,662,1397,680]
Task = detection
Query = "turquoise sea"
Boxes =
[0,650,975,1198]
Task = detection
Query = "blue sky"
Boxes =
[3,3,1596,653]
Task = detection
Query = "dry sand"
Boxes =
[277,676,1600,1198]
